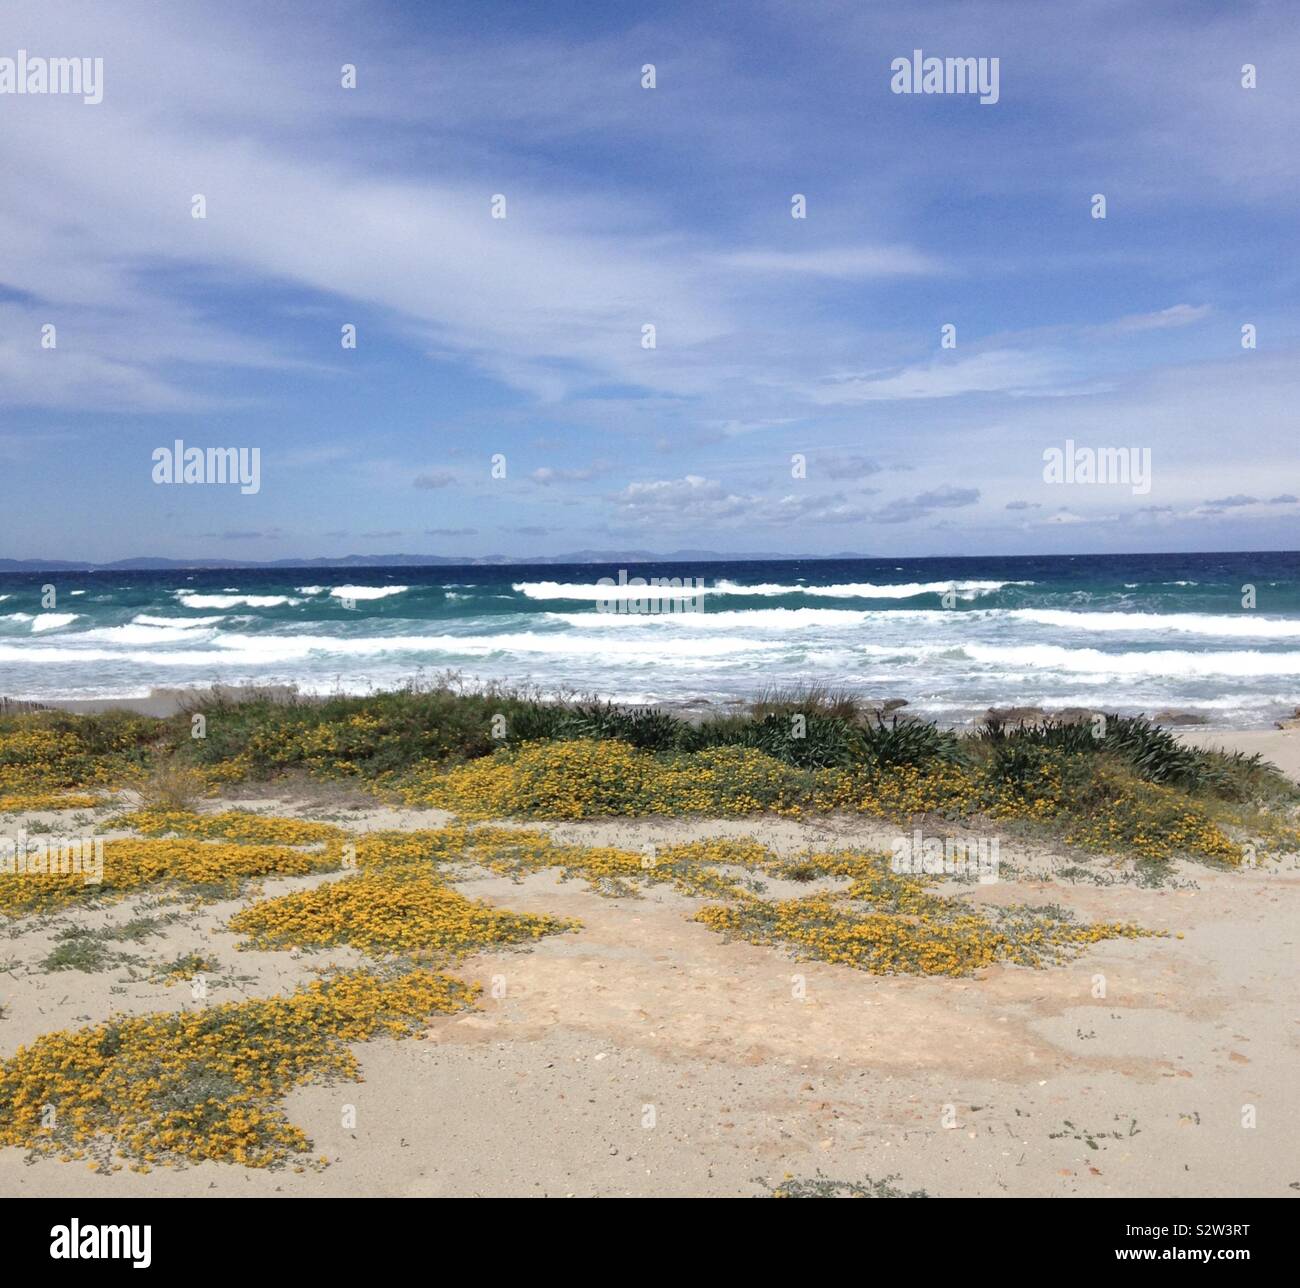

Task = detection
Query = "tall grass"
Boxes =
[976,714,1289,801]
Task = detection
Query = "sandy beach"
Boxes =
[2,726,1295,1198]
[1178,728,1300,782]
[4,0,1298,1246]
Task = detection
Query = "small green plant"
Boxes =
[759,1171,930,1198]
[1049,1116,1140,1150]
[151,951,222,984]
[41,928,139,973]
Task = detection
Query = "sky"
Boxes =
[1,0,1297,563]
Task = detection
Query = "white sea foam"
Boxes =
[547,608,872,630]
[43,629,1283,677]
[328,585,409,600]
[909,642,1300,679]
[515,578,1026,601]
[1007,609,1300,638]
[0,630,780,667]
[714,578,1028,599]
[545,605,1300,641]
[513,580,707,601]
[174,593,301,609]
[82,623,218,645]
[31,613,79,632]
[1037,645,1300,677]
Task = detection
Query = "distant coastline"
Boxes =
[2,549,868,573]
[2,546,1297,573]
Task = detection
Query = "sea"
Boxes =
[2,551,1299,728]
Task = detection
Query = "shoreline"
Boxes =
[1,684,304,719]
[8,684,1298,738]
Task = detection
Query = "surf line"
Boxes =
[595,569,708,615]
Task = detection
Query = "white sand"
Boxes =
[1177,727,1300,780]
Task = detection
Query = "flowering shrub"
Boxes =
[1058,773,1243,865]
[404,739,815,819]
[404,739,1245,867]
[176,685,549,778]
[0,714,157,794]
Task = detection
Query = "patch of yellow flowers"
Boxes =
[0,836,336,917]
[0,792,103,813]
[0,728,106,794]
[123,809,700,895]
[122,808,344,846]
[0,969,476,1171]
[692,852,1157,976]
[1059,778,1243,865]
[229,868,577,957]
[0,723,149,794]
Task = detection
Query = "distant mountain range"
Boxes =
[0,550,869,572]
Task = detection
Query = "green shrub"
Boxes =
[976,713,1287,800]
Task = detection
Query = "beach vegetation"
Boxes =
[0,968,476,1171]
[761,1171,930,1198]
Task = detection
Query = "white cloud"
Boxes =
[1109,304,1211,332]
[608,475,876,529]
[531,464,606,485]
[811,350,1072,404]
[873,486,980,525]
[714,245,940,279]
[413,471,456,490]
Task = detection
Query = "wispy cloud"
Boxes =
[1109,303,1211,332]
[873,486,980,525]
[811,350,1074,404]
[713,245,940,278]
[413,472,456,490]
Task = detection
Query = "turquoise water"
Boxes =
[2,552,1298,726]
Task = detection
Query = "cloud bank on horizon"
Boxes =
[1,0,1296,562]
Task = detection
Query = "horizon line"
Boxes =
[3,546,1299,573]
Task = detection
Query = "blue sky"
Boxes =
[1,0,1297,561]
